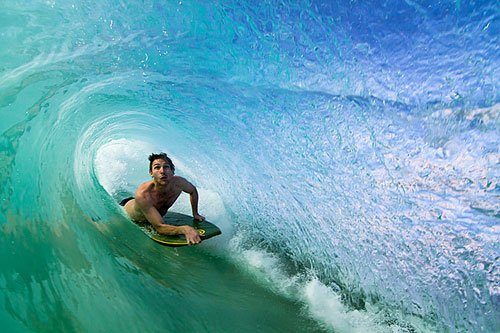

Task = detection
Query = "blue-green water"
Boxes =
[0,1,498,332]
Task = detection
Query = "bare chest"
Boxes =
[151,187,182,215]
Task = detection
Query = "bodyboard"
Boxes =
[134,211,221,247]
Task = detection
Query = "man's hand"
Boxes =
[183,226,201,245]
[193,213,205,222]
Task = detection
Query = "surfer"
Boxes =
[120,153,205,245]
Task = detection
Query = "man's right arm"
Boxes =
[135,194,201,244]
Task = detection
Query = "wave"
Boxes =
[0,0,498,332]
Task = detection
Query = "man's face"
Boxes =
[150,158,174,184]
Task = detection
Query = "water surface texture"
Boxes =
[0,1,498,332]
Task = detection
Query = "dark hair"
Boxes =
[148,153,175,173]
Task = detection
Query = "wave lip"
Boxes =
[0,0,498,332]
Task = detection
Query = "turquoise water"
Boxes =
[1,1,499,332]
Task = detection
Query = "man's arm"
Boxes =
[135,192,201,244]
[176,177,205,221]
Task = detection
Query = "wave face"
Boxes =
[0,0,498,332]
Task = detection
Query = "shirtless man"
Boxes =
[120,153,205,245]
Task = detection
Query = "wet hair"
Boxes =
[148,153,175,173]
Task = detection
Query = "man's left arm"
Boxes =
[177,177,205,221]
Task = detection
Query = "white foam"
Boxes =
[236,248,301,295]
[94,139,157,197]
[303,279,386,333]
[230,239,411,333]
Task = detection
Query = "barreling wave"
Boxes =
[0,0,498,332]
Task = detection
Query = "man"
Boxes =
[120,153,205,245]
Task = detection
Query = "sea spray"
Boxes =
[1,0,498,332]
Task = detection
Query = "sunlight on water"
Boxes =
[0,0,498,332]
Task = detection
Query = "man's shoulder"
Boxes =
[169,175,189,185]
[138,180,154,188]
[171,175,187,182]
[136,181,155,196]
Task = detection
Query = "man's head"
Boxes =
[148,153,175,173]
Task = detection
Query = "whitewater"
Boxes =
[0,1,498,332]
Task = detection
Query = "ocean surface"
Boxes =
[0,1,498,332]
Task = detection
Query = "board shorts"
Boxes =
[119,197,134,206]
